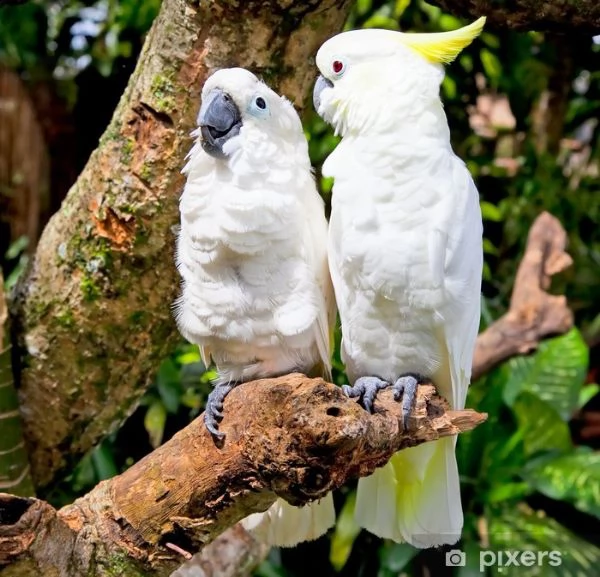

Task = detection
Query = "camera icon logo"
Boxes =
[446,549,467,567]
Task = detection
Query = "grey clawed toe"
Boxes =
[342,372,424,429]
[204,382,236,440]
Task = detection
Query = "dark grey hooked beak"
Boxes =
[198,88,242,158]
[313,75,333,114]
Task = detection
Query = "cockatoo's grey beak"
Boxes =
[313,75,333,115]
[198,88,242,158]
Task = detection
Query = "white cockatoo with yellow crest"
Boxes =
[313,18,485,547]
[175,67,336,546]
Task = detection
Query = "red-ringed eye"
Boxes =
[332,60,344,74]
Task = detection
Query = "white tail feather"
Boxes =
[354,436,462,547]
[241,494,336,547]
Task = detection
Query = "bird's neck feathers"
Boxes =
[331,60,448,143]
[183,125,310,187]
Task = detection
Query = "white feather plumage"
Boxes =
[316,32,483,547]
[175,68,336,546]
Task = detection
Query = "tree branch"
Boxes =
[428,0,600,32]
[10,0,353,491]
[0,374,485,577]
[472,211,573,380]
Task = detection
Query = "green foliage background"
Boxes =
[2,0,600,576]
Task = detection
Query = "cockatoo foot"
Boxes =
[204,382,236,440]
[392,373,423,430]
[342,376,390,413]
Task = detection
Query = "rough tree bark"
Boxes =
[0,374,486,577]
[10,0,353,492]
[429,0,600,32]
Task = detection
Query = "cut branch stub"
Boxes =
[0,374,486,577]
[472,211,573,380]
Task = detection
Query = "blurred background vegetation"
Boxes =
[1,0,600,575]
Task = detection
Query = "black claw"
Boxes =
[204,382,236,441]
[392,373,422,430]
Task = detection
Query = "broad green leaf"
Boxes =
[330,492,362,571]
[488,505,600,576]
[459,365,523,484]
[524,449,600,519]
[503,329,588,420]
[144,401,167,449]
[512,392,572,456]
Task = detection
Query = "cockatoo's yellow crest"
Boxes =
[398,16,486,64]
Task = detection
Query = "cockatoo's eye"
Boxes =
[248,93,270,117]
[332,60,345,76]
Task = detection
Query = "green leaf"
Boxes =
[254,560,289,577]
[524,449,600,519]
[355,0,372,16]
[91,442,118,480]
[480,201,503,222]
[5,235,28,259]
[393,0,411,18]
[330,491,362,571]
[503,329,589,420]
[488,505,600,576]
[442,75,457,100]
[144,401,167,448]
[156,358,182,413]
[486,481,531,503]
[480,48,502,82]
[578,383,599,409]
[482,238,499,256]
[176,347,202,366]
[378,541,418,573]
[512,392,572,456]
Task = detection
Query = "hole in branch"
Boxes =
[0,496,34,525]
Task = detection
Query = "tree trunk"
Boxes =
[0,66,50,253]
[0,374,485,577]
[10,0,353,491]
[429,0,600,32]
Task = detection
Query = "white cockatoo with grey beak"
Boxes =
[312,18,485,547]
[175,67,336,546]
